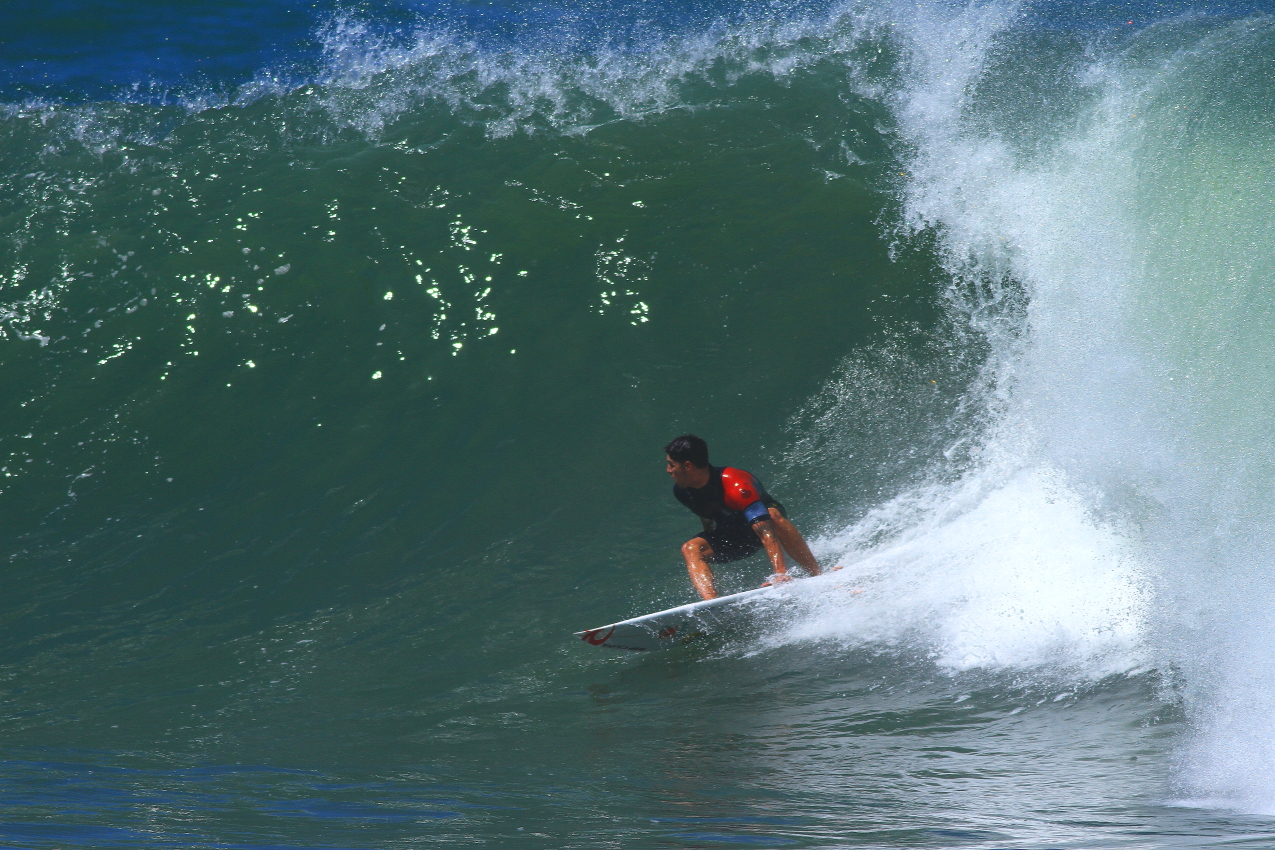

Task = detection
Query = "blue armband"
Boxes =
[743,501,770,525]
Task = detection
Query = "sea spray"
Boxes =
[837,2,1275,811]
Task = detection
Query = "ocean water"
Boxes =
[3,0,1275,846]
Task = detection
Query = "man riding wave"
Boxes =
[665,434,821,600]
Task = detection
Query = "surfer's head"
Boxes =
[665,434,709,487]
[665,434,709,468]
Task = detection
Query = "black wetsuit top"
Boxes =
[673,466,783,563]
[673,466,778,533]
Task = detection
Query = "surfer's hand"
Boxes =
[761,572,792,587]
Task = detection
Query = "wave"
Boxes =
[3,0,1275,814]
[1,1,895,146]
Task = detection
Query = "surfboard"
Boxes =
[574,585,776,651]
[576,569,855,652]
[574,564,868,653]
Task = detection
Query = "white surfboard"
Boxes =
[578,570,856,652]
[574,586,772,652]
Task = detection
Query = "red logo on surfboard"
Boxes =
[581,626,615,646]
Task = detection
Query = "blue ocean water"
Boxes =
[4,0,1275,847]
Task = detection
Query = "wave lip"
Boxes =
[301,3,897,138]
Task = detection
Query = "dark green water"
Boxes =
[5,0,1275,846]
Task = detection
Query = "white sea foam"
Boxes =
[774,0,1275,813]
[301,4,892,137]
[767,0,1155,680]
[772,463,1148,676]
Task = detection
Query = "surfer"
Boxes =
[665,434,821,600]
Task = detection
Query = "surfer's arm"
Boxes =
[751,519,789,581]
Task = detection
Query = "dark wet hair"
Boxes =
[664,434,709,468]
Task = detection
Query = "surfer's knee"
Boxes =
[768,506,796,530]
[682,537,709,559]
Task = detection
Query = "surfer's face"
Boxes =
[666,455,699,487]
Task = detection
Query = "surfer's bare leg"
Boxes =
[751,519,790,583]
[681,537,718,600]
[768,507,820,575]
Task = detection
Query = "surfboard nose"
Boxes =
[577,626,615,646]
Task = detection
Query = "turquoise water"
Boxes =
[4,0,1275,846]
